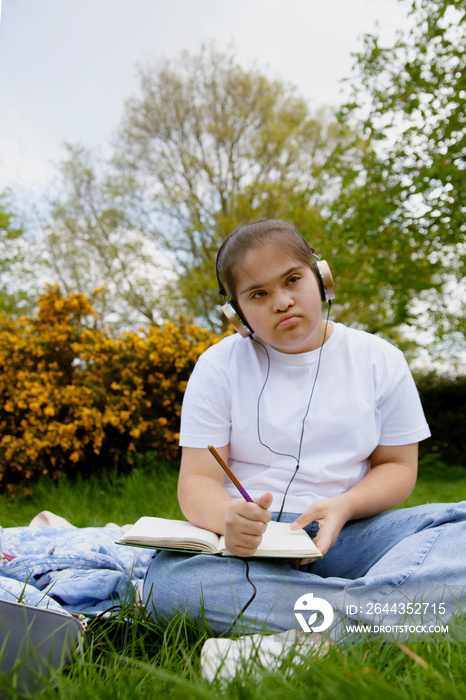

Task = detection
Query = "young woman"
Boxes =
[143,219,466,641]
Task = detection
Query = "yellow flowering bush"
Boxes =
[0,287,220,496]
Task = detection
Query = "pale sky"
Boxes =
[0,0,410,193]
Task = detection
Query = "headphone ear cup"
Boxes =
[221,301,254,338]
[314,260,336,303]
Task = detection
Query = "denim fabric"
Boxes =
[143,502,466,641]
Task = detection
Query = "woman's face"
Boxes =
[234,242,330,353]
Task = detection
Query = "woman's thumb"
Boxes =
[254,492,273,510]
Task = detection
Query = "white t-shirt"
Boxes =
[179,323,431,513]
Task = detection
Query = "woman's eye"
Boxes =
[287,276,300,286]
[251,290,266,299]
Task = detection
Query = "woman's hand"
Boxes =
[289,445,419,560]
[290,495,351,558]
[223,492,273,557]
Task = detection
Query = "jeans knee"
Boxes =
[142,552,207,621]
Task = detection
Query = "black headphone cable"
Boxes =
[222,304,331,633]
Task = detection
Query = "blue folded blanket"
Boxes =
[0,525,153,615]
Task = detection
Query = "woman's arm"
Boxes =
[178,445,233,534]
[178,446,272,556]
[290,442,418,556]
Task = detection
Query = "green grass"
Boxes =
[1,454,465,698]
[404,454,466,508]
[0,455,184,528]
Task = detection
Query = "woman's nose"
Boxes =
[273,290,294,312]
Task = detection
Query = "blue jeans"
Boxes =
[143,502,466,641]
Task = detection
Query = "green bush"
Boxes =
[416,373,466,467]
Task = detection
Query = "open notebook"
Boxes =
[116,516,322,559]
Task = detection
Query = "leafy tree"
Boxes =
[41,24,464,367]
[113,42,360,330]
[0,192,36,316]
[42,144,176,330]
[336,0,465,359]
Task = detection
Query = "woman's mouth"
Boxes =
[277,314,298,327]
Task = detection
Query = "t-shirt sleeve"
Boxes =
[377,351,431,446]
[179,357,232,448]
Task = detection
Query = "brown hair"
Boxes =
[216,219,315,299]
